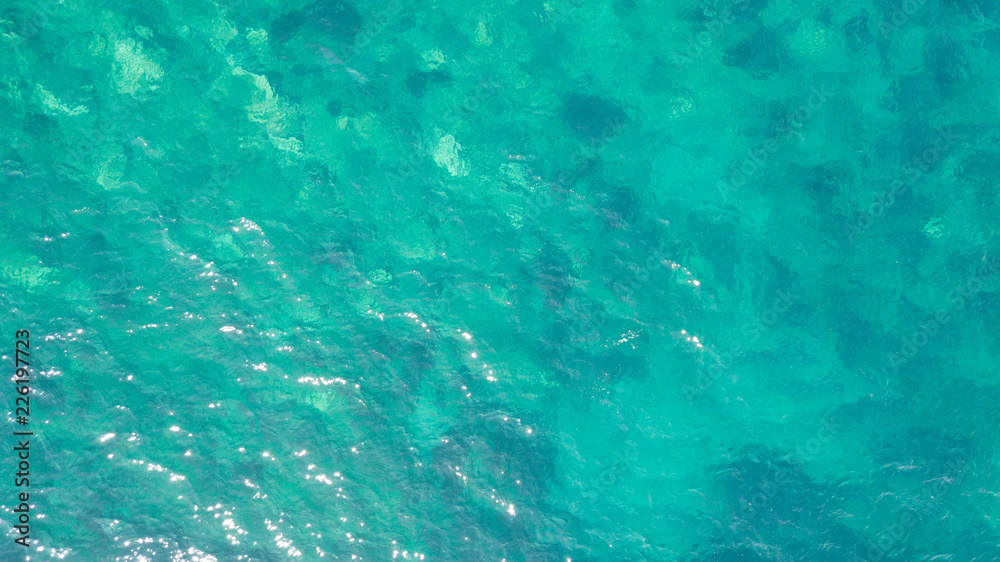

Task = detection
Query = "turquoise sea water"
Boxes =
[2,0,1000,559]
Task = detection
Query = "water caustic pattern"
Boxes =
[1,0,999,559]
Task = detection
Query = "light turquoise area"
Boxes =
[2,0,1000,559]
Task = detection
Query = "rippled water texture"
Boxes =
[2,0,1000,559]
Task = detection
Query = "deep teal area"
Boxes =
[2,0,1000,559]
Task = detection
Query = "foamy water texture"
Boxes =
[1,0,999,559]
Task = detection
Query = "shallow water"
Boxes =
[2,0,1000,559]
